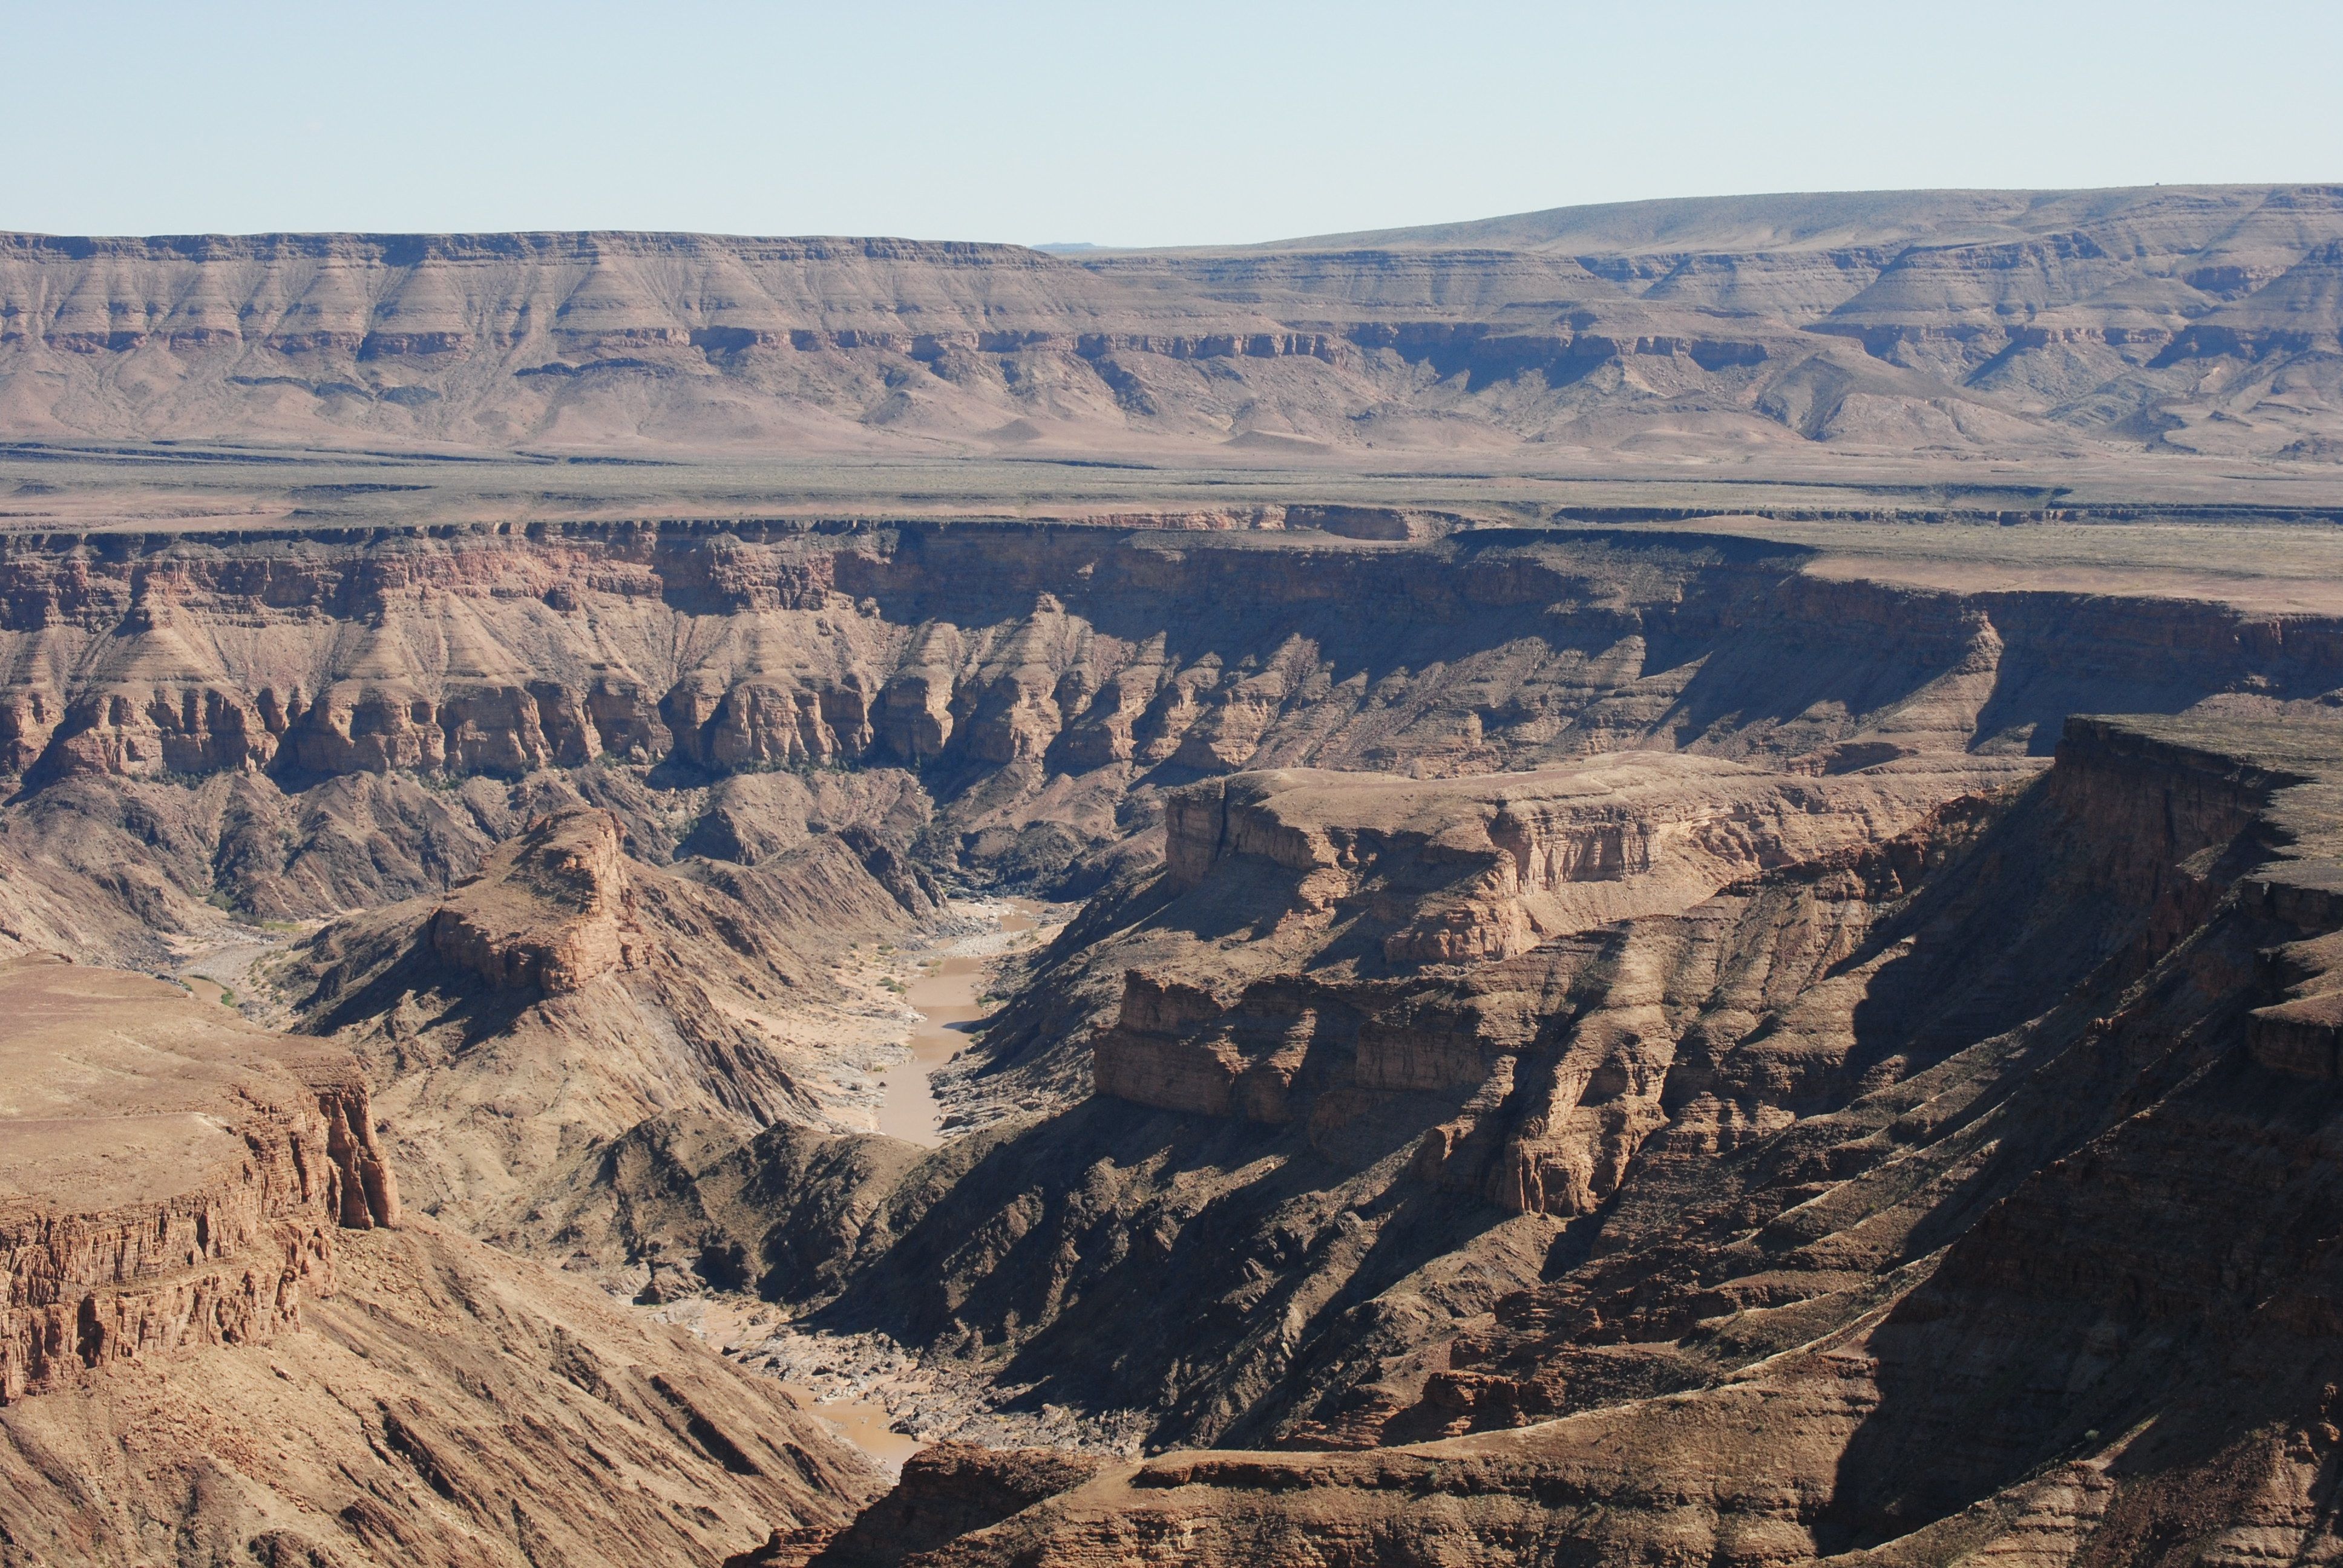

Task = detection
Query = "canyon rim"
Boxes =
[5,185,2343,1567]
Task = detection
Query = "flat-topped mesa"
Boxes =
[7,191,2343,460]
[1161,753,2040,965]
[1106,753,2039,1123]
[428,809,640,995]
[0,960,398,1404]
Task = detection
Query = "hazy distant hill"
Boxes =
[3,185,2339,462]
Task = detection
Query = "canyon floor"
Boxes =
[8,190,2343,1567]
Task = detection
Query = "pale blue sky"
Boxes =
[4,1,2337,246]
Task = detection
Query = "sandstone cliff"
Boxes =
[0,959,396,1405]
[1094,753,2037,1129]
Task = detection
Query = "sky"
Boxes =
[3,0,2338,247]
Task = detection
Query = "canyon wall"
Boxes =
[6,520,2338,803]
[11,510,2343,1563]
[5,186,2343,459]
[5,515,2337,988]
[847,711,2343,1565]
[0,961,396,1404]
[0,955,883,1568]
[561,712,2343,1497]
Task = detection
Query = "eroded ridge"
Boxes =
[856,714,2343,1565]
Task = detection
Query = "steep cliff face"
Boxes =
[4,519,2336,931]
[0,952,883,1568]
[1094,753,2038,1128]
[5,188,2343,458]
[0,959,397,1405]
[866,714,2343,1566]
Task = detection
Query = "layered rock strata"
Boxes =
[867,714,2343,1564]
[0,958,397,1404]
[0,952,884,1568]
[7,188,2343,459]
[1099,753,2040,1137]
[5,517,2339,933]
[10,514,2343,1561]
[5,521,2338,800]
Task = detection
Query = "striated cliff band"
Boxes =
[8,186,2343,465]
[2,488,2342,1564]
[7,191,2343,1568]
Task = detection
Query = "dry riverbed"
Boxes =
[649,1297,1148,1474]
[874,895,1051,1145]
[643,894,1107,1472]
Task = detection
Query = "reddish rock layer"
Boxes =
[0,959,397,1405]
[1095,752,2036,1146]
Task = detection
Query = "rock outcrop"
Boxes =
[0,954,883,1568]
[1100,753,2040,1127]
[275,806,944,1238]
[425,808,641,995]
[0,958,397,1404]
[735,1443,1109,1568]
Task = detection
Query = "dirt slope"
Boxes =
[0,958,882,1568]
